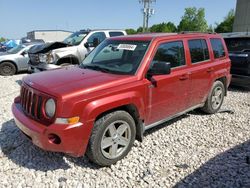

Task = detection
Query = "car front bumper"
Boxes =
[28,63,60,73]
[12,102,91,157]
[231,74,250,89]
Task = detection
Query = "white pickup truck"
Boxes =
[28,29,127,72]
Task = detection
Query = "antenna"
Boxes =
[139,0,156,32]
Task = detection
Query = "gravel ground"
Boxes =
[0,74,250,188]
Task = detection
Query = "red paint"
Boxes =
[12,33,231,157]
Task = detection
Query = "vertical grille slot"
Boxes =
[37,96,43,119]
[31,94,37,117]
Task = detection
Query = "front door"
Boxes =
[145,40,191,125]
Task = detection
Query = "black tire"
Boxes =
[86,111,136,166]
[201,80,225,114]
[0,62,16,76]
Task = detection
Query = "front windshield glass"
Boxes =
[225,38,250,52]
[7,45,25,54]
[80,39,150,75]
[63,31,88,46]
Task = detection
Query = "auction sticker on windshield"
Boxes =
[117,44,137,51]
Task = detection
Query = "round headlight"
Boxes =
[45,98,56,118]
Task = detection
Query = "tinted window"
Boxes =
[152,41,186,68]
[109,32,124,37]
[210,38,225,58]
[188,39,210,63]
[87,32,106,45]
[224,38,250,52]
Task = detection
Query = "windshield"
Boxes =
[63,31,88,46]
[225,38,250,52]
[80,39,150,75]
[7,45,25,54]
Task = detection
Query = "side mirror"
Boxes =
[93,38,99,47]
[148,61,171,76]
[84,42,90,49]
[21,51,27,56]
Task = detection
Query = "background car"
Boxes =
[222,32,250,89]
[0,42,44,76]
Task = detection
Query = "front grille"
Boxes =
[29,54,40,65]
[20,84,54,125]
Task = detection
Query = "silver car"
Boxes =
[0,43,42,76]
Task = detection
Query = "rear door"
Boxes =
[186,38,214,107]
[145,40,191,125]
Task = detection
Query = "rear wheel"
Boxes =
[86,111,136,166]
[0,62,16,76]
[201,80,225,114]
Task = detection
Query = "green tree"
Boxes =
[178,7,208,32]
[137,27,143,33]
[125,29,137,35]
[215,9,235,33]
[150,22,177,32]
[0,37,6,43]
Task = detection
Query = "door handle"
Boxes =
[179,74,189,80]
[207,67,214,73]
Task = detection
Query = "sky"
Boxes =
[0,0,236,39]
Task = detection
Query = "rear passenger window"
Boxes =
[152,41,186,68]
[109,32,124,37]
[210,38,225,58]
[188,39,210,63]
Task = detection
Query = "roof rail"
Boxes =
[179,31,217,34]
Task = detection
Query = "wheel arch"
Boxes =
[82,93,145,142]
[56,55,79,65]
[215,76,228,96]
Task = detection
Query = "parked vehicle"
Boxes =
[223,32,250,89]
[28,29,127,73]
[12,33,231,166]
[0,42,44,76]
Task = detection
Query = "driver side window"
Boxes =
[150,41,186,69]
[87,32,106,46]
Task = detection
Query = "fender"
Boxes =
[82,91,145,123]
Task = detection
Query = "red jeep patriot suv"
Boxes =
[12,33,231,166]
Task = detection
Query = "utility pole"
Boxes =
[139,0,156,32]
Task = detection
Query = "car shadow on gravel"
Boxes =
[174,140,250,188]
[0,119,101,171]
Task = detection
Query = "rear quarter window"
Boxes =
[188,39,210,63]
[210,38,225,58]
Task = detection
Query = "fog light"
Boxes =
[48,134,61,144]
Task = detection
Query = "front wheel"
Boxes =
[201,80,225,114]
[0,62,16,76]
[86,111,136,166]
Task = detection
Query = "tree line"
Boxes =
[126,7,235,34]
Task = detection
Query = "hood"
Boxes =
[28,42,69,54]
[23,66,134,100]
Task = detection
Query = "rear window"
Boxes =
[210,38,225,58]
[109,32,125,37]
[224,38,250,52]
[188,39,210,63]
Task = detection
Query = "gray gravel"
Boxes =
[0,74,250,188]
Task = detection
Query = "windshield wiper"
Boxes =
[81,64,113,73]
